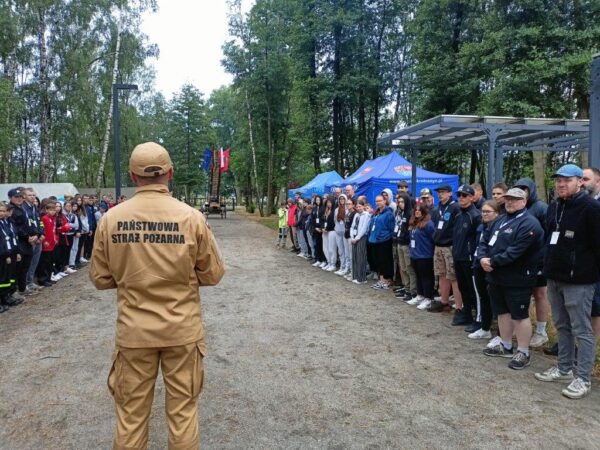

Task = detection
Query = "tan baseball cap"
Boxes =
[129,142,173,177]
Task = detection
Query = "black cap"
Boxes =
[456,184,475,196]
[8,188,23,198]
[433,184,452,192]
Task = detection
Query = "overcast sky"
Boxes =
[141,1,254,99]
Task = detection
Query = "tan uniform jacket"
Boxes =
[89,184,225,349]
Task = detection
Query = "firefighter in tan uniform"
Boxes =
[90,142,225,450]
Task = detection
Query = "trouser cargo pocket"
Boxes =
[191,343,205,398]
[107,349,124,404]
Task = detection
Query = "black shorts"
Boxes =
[534,273,547,288]
[592,283,600,318]
[488,284,533,321]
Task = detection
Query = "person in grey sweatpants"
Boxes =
[535,164,600,399]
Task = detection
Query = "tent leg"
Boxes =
[486,127,499,197]
[411,147,418,197]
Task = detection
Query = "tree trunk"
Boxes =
[96,24,121,196]
[244,88,263,216]
[332,22,342,174]
[37,8,51,182]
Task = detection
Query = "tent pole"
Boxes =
[411,146,418,197]
[486,127,498,197]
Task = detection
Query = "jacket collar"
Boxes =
[134,184,170,195]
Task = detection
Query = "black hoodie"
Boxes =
[513,178,548,233]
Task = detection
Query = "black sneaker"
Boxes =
[464,322,481,333]
[483,343,514,358]
[508,351,530,370]
[427,300,452,313]
[393,287,406,294]
[451,310,473,326]
[5,296,23,306]
[543,343,559,356]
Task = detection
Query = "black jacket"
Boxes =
[432,199,460,247]
[8,202,38,256]
[543,190,600,284]
[477,208,544,287]
[452,204,481,262]
[0,219,19,257]
[323,210,335,232]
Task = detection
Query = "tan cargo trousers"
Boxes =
[108,341,205,450]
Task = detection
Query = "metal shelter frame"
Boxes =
[378,54,600,196]
[378,115,590,196]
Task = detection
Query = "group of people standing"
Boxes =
[282,164,600,399]
[0,189,116,313]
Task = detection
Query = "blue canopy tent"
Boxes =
[288,170,343,200]
[325,152,459,205]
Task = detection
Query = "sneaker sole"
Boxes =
[483,351,514,358]
[534,375,574,383]
[561,389,590,399]
[530,338,549,348]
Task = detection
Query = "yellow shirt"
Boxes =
[89,184,225,348]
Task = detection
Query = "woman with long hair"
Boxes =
[334,194,348,275]
[321,198,336,271]
[367,195,396,289]
[350,198,371,284]
[394,192,417,301]
[342,197,356,280]
[468,199,500,340]
[311,195,327,268]
[406,203,436,309]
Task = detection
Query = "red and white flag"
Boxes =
[219,148,230,173]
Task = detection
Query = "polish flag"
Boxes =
[220,148,230,173]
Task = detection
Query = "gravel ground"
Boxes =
[1,212,599,450]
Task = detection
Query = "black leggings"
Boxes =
[368,239,394,279]
[313,233,325,262]
[412,258,434,299]
[16,253,32,292]
[455,260,476,320]
[473,267,493,331]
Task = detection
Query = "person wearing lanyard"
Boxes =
[535,164,600,399]
[582,167,600,342]
[478,188,543,370]
[429,185,462,319]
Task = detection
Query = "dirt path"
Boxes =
[1,212,599,450]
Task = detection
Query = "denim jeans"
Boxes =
[547,279,597,382]
[27,242,42,285]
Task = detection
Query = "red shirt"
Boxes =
[41,215,58,251]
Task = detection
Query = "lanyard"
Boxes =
[554,203,565,231]
[498,211,525,229]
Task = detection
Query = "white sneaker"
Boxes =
[534,366,575,383]
[58,271,68,277]
[50,274,61,282]
[562,377,591,399]
[407,296,421,306]
[345,275,353,281]
[319,262,327,268]
[468,329,492,340]
[80,257,89,263]
[530,331,549,348]
[326,265,336,272]
[65,267,77,274]
[312,261,321,267]
[352,279,367,284]
[417,298,432,310]
[486,336,502,349]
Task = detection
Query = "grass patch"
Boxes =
[235,207,279,232]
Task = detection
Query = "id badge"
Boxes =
[6,236,11,250]
[316,218,320,224]
[550,231,560,245]
[410,239,416,248]
[488,231,499,247]
[371,224,376,232]
[394,225,399,233]
[437,221,444,230]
